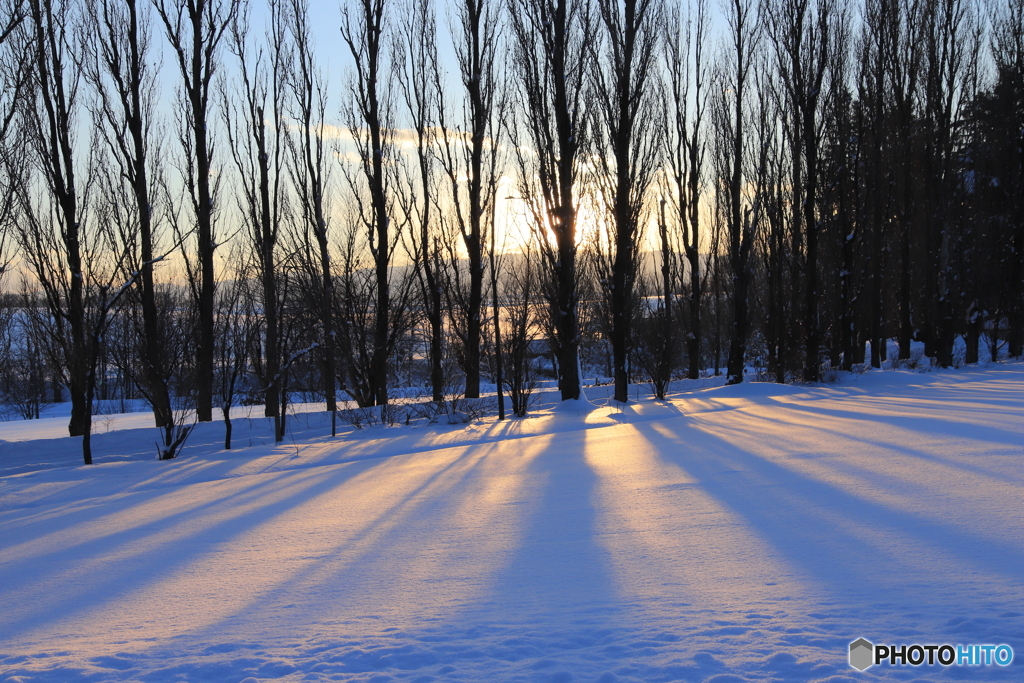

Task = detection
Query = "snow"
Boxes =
[2,365,1023,682]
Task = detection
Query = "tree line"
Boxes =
[0,0,1020,463]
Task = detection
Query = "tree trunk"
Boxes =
[464,242,483,398]
[155,0,239,423]
[223,406,232,449]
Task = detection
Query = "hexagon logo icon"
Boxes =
[849,638,874,671]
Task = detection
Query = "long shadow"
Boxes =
[744,402,1024,488]
[484,430,614,616]
[1,457,264,538]
[320,430,618,680]
[0,456,385,642]
[834,364,1024,393]
[633,420,1024,603]
[0,454,335,560]
[167,438,516,650]
[771,396,1024,448]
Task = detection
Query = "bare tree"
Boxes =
[0,0,29,264]
[213,267,253,449]
[501,248,540,416]
[889,0,924,362]
[0,1,30,413]
[0,287,51,420]
[76,216,146,465]
[335,206,378,406]
[856,0,895,368]
[18,146,143,463]
[488,183,506,418]
[716,0,760,385]
[225,0,291,440]
[394,0,445,403]
[590,0,662,403]
[436,0,504,399]
[508,0,593,401]
[920,0,975,366]
[155,0,240,423]
[82,0,175,431]
[819,2,856,371]
[15,0,93,438]
[986,0,1024,356]
[341,0,403,408]
[760,96,792,381]
[765,0,837,382]
[262,254,308,437]
[155,284,197,459]
[662,0,709,382]
[631,197,677,399]
[287,0,338,429]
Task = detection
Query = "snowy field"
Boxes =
[1,365,1023,683]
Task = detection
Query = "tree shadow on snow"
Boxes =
[0,456,386,643]
[632,419,1024,605]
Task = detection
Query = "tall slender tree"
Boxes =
[224,0,290,439]
[663,0,709,380]
[765,0,837,382]
[341,0,409,408]
[155,0,239,422]
[920,0,973,366]
[394,0,444,403]
[719,0,760,385]
[828,22,857,372]
[591,0,661,403]
[889,0,923,362]
[508,0,593,401]
[987,0,1024,356]
[437,0,503,400]
[84,0,173,431]
[19,0,90,437]
[856,0,894,368]
[288,0,337,427]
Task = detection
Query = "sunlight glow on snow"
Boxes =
[584,424,802,604]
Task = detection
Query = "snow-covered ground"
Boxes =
[1,365,1023,682]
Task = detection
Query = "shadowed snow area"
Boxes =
[1,366,1023,682]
